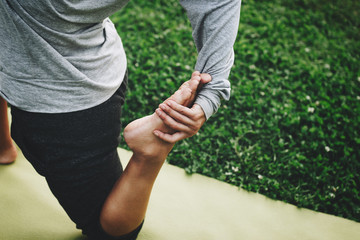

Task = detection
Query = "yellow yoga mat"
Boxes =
[1,147,359,240]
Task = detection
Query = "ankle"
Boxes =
[0,143,17,164]
[0,141,15,151]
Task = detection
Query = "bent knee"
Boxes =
[100,207,143,237]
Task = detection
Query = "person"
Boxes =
[0,97,17,165]
[0,0,241,239]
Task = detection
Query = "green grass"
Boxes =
[111,0,360,222]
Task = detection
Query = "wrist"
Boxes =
[193,104,206,120]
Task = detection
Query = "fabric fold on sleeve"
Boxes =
[179,0,241,119]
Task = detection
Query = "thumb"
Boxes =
[198,73,212,90]
[200,73,212,84]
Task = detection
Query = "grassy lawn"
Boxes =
[111,0,360,222]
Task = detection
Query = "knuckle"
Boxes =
[161,135,171,142]
[191,126,198,132]
[165,108,173,115]
[188,130,196,136]
[161,114,169,122]
[192,76,201,81]
[193,124,201,132]
[164,118,174,127]
[194,113,202,119]
[179,108,186,115]
[168,121,178,129]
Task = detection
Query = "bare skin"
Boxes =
[100,71,211,236]
[122,71,209,159]
[0,97,17,165]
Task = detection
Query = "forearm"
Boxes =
[179,0,241,119]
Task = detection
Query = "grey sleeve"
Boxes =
[179,0,241,119]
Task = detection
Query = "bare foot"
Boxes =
[101,73,211,236]
[123,72,210,159]
[123,113,174,161]
[0,144,17,165]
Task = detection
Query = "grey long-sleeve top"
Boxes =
[0,0,241,119]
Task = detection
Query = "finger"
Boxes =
[175,78,200,107]
[159,103,194,126]
[200,73,212,84]
[190,75,201,82]
[155,108,193,133]
[178,76,199,93]
[187,75,201,92]
[166,100,201,120]
[153,130,188,143]
[164,100,195,119]
[191,71,201,78]
[199,73,212,89]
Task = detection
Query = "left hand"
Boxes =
[153,100,206,143]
